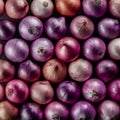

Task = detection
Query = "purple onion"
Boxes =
[71,101,96,120]
[70,16,94,40]
[0,43,3,57]
[83,37,106,61]
[45,101,69,120]
[45,17,67,40]
[19,16,43,41]
[98,18,120,39]
[4,38,29,62]
[56,80,80,104]
[20,102,43,120]
[18,60,41,82]
[96,59,118,82]
[30,38,54,62]
[82,0,107,18]
[82,78,106,103]
[0,19,16,41]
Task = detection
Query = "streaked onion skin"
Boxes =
[82,78,106,103]
[0,0,4,16]
[96,60,118,82]
[0,59,15,83]
[30,81,54,105]
[0,43,3,57]
[71,101,96,120]
[5,79,29,104]
[20,102,43,120]
[5,0,29,19]
[55,0,81,17]
[43,59,67,83]
[0,101,18,120]
[45,101,69,120]
[31,0,54,19]
[18,60,41,83]
[97,100,120,120]
[0,84,4,101]
[55,37,80,62]
[68,59,93,82]
[70,16,94,40]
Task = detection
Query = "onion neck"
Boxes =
[43,1,48,7]
[28,27,39,35]
[91,90,98,98]
[52,114,60,120]
[92,47,103,56]
[94,0,101,6]
[79,118,86,120]
[8,88,13,96]
[78,20,87,34]
[37,47,46,54]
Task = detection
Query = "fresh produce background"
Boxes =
[0,0,120,120]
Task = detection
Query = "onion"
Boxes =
[55,37,80,62]
[98,18,120,39]
[5,0,29,19]
[83,37,106,61]
[0,59,15,83]
[0,0,4,16]
[45,101,69,120]
[4,38,29,62]
[108,79,120,101]
[95,59,118,82]
[30,81,54,105]
[30,37,54,62]
[42,59,67,83]
[19,16,43,41]
[55,0,81,17]
[0,43,3,57]
[82,0,107,18]
[0,101,18,120]
[5,79,29,104]
[56,80,80,104]
[109,0,120,19]
[108,38,120,60]
[97,100,120,120]
[45,17,67,40]
[31,0,54,19]
[20,102,43,120]
[18,60,41,83]
[0,20,16,41]
[70,16,94,40]
[71,101,96,120]
[0,84,4,101]
[82,78,106,103]
[68,58,93,82]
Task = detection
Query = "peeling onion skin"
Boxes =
[0,101,18,120]
[0,0,4,16]
[5,0,29,19]
[43,59,67,83]
[0,84,4,101]
[55,0,81,17]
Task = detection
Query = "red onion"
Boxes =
[83,37,106,61]
[5,0,29,19]
[56,80,80,104]
[70,16,94,40]
[108,38,120,60]
[0,20,16,41]
[0,101,18,120]
[0,84,4,101]
[31,0,54,19]
[97,100,120,120]
[82,0,107,18]
[45,17,67,40]
[18,60,41,83]
[68,59,93,82]
[19,16,43,41]
[30,38,54,62]
[43,59,67,83]
[20,102,43,120]
[98,18,120,39]
[55,37,80,62]
[0,0,4,16]
[0,59,15,83]
[30,81,54,105]
[55,0,81,17]
[0,43,3,57]
[45,101,69,120]
[108,79,120,101]
[71,101,96,120]
[96,59,118,82]
[4,38,29,62]
[82,78,106,103]
[5,79,29,104]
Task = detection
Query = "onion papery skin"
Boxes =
[0,0,4,16]
[42,59,67,83]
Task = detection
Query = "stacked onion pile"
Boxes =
[0,0,120,119]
